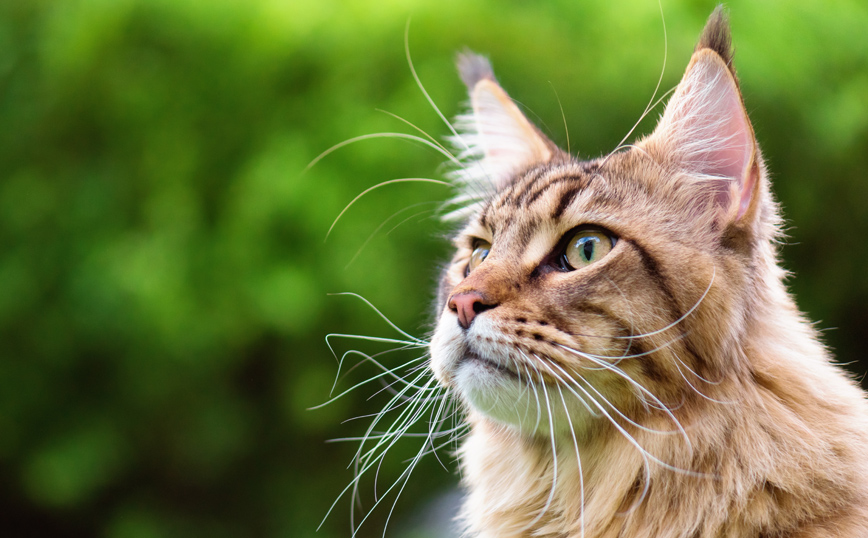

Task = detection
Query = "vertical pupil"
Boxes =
[583,238,595,261]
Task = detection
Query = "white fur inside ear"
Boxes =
[650,50,756,218]
[470,80,552,170]
[445,79,553,221]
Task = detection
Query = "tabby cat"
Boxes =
[418,7,868,538]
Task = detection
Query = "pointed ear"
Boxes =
[644,9,760,224]
[451,52,556,194]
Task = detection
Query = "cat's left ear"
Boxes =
[452,52,558,194]
[643,8,761,225]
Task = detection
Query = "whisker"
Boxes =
[548,82,571,155]
[534,266,713,344]
[578,369,682,436]
[329,346,427,397]
[352,383,453,537]
[306,132,459,174]
[311,353,430,411]
[384,208,439,236]
[346,202,441,269]
[577,332,687,369]
[556,384,585,538]
[321,374,435,531]
[522,362,544,432]
[376,108,458,162]
[327,293,430,344]
[670,355,737,405]
[516,355,559,531]
[601,0,671,170]
[560,346,690,446]
[326,178,451,240]
[537,375,559,526]
[526,352,598,418]
[404,20,465,149]
[612,266,716,341]
[574,367,708,479]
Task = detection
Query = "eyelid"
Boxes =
[470,237,491,249]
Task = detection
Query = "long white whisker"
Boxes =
[321,373,434,531]
[404,20,465,149]
[601,1,670,170]
[326,178,450,239]
[549,82,571,155]
[572,369,705,479]
[355,373,436,465]
[522,362,543,432]
[352,383,449,537]
[376,108,458,162]
[538,375,559,526]
[578,369,681,436]
[612,266,716,341]
[327,293,430,344]
[329,346,427,397]
[528,353,598,418]
[306,132,459,174]
[346,202,440,269]
[557,385,584,538]
[312,353,430,410]
[670,355,736,405]
[560,346,691,449]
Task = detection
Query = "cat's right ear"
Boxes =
[452,52,556,193]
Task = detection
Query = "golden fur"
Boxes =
[429,8,868,537]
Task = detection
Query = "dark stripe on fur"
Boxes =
[505,167,548,207]
[551,182,585,219]
[625,239,681,319]
[626,239,712,378]
[523,174,586,209]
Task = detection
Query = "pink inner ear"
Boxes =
[692,66,754,214]
[710,86,752,196]
[659,52,757,221]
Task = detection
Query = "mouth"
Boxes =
[463,351,520,380]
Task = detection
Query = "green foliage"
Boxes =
[0,0,866,536]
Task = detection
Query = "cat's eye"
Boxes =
[562,229,614,270]
[466,240,491,275]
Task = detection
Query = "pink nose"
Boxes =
[448,291,496,329]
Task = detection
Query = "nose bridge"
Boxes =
[451,252,520,304]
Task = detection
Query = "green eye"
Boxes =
[467,240,491,274]
[563,229,614,270]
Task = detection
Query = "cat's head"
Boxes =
[430,8,776,436]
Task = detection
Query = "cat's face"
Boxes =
[430,33,765,437]
[431,155,718,436]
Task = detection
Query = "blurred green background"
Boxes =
[1,0,866,536]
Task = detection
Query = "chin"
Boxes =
[454,356,596,438]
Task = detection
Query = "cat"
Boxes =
[417,6,868,538]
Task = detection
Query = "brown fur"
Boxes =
[429,8,868,538]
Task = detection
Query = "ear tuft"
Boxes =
[697,6,733,69]
[445,52,557,221]
[642,8,760,226]
[456,51,496,89]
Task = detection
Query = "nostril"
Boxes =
[472,302,495,315]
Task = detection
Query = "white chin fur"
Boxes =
[431,311,595,437]
[456,360,596,437]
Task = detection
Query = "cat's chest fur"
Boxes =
[420,7,868,538]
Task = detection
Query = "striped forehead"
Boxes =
[484,164,598,222]
[479,163,603,263]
